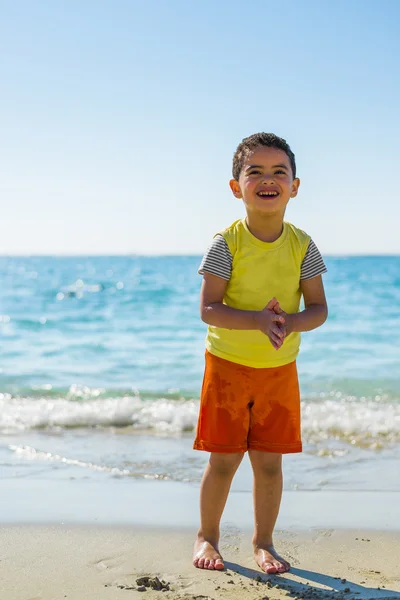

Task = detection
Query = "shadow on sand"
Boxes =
[224,561,400,600]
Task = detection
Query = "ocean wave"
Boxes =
[0,392,198,434]
[1,390,400,448]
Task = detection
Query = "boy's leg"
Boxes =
[248,450,290,574]
[193,452,244,570]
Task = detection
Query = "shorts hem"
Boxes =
[248,441,302,454]
[193,439,247,453]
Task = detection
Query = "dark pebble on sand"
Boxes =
[136,576,169,591]
[152,577,163,591]
[227,579,234,584]
[341,578,347,583]
[266,581,273,588]
[137,586,146,592]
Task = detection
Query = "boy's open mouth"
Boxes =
[257,191,279,198]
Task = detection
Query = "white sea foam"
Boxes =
[301,398,400,446]
[1,393,400,447]
[0,393,199,434]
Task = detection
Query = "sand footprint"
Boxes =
[92,552,131,572]
[312,528,334,543]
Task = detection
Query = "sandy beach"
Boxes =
[1,476,400,600]
[2,524,400,600]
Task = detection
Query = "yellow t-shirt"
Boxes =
[202,218,311,368]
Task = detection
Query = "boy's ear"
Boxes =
[229,179,242,198]
[290,177,300,198]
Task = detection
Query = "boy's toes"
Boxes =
[215,559,224,570]
[276,559,290,572]
[193,539,224,570]
[263,562,278,573]
[255,546,290,574]
[206,558,224,570]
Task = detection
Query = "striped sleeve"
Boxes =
[198,235,233,281]
[300,239,327,280]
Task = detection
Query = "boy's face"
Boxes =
[229,146,300,218]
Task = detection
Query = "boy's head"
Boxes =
[232,133,296,181]
[230,133,300,217]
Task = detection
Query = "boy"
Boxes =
[193,133,328,574]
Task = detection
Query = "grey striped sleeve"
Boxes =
[198,235,232,281]
[300,239,327,280]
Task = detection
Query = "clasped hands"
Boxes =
[257,297,294,350]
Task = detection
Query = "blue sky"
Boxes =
[1,0,399,255]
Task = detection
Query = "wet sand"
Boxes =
[1,524,400,600]
[2,472,400,599]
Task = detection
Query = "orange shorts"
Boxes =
[193,351,302,454]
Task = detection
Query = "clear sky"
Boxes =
[1,0,399,256]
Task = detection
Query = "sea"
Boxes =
[1,254,400,497]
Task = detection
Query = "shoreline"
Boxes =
[1,524,400,599]
[2,476,400,531]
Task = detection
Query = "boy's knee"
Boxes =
[260,462,282,478]
[209,452,243,475]
[249,451,282,477]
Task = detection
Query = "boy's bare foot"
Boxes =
[254,545,290,574]
[193,537,224,570]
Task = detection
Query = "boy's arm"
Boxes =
[200,273,285,348]
[200,273,261,329]
[284,275,328,334]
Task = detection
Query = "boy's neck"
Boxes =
[245,212,285,243]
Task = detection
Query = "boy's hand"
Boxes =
[257,297,286,350]
[271,302,295,337]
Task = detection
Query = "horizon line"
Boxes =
[0,252,399,258]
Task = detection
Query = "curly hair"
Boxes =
[232,133,296,181]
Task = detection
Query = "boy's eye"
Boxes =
[248,170,261,175]
[274,170,286,175]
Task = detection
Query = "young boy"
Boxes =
[193,133,328,574]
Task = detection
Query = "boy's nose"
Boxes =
[262,174,275,183]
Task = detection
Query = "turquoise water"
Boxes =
[1,255,400,492]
